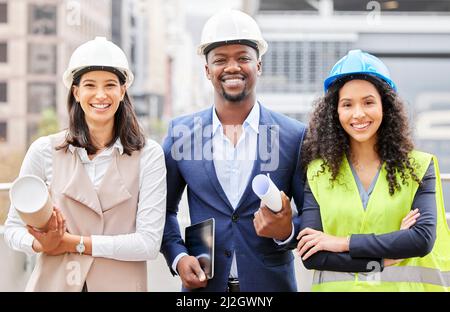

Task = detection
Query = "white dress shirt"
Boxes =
[213,102,259,278]
[4,135,167,261]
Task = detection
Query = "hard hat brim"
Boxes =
[63,66,134,89]
[201,39,259,56]
[72,66,127,85]
[324,72,397,93]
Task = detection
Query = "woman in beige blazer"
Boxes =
[4,37,167,292]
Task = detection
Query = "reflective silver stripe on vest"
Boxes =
[314,271,356,284]
[313,267,450,287]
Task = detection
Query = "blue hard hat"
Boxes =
[324,49,397,92]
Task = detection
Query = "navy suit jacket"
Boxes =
[160,104,307,292]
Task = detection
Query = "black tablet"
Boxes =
[185,218,215,279]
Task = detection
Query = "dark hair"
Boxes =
[302,74,421,195]
[56,73,146,156]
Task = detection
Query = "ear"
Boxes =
[205,63,212,81]
[72,85,80,102]
[120,85,126,100]
[257,60,262,77]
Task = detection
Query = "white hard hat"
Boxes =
[197,9,268,58]
[62,36,134,89]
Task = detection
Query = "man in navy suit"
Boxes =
[161,9,307,292]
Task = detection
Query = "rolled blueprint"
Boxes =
[252,174,282,212]
[9,175,53,229]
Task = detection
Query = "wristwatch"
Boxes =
[76,236,85,255]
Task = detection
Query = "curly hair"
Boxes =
[302,74,421,195]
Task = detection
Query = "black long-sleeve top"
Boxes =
[300,160,437,272]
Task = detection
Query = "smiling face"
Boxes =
[72,70,126,128]
[205,44,261,104]
[337,79,383,147]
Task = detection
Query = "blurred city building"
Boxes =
[0,0,111,152]
[110,0,200,141]
[112,0,167,130]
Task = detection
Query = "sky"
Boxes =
[184,0,244,16]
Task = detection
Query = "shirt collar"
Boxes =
[68,137,124,155]
[212,101,260,136]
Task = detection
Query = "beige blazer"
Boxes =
[26,131,147,291]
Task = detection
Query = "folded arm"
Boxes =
[298,161,436,272]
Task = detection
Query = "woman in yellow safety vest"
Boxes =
[296,49,449,291]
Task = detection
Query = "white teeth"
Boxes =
[352,122,370,129]
[91,104,110,109]
[224,79,242,83]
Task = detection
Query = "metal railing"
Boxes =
[0,183,12,191]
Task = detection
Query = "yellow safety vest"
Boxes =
[307,150,450,292]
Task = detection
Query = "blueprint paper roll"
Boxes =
[9,175,53,229]
[251,174,282,212]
